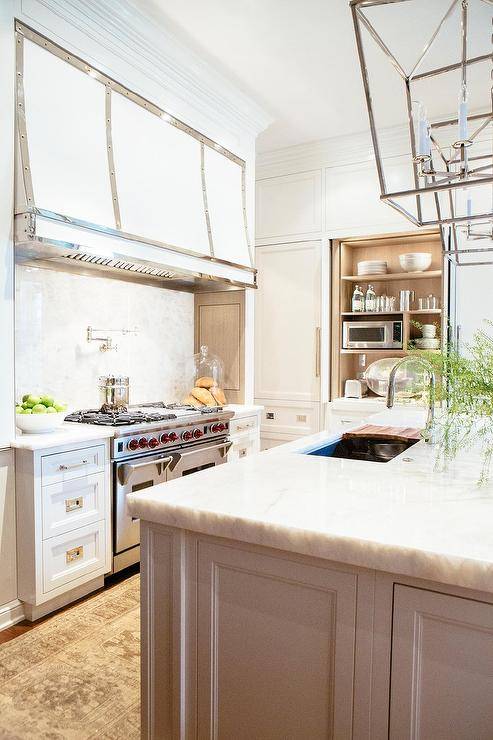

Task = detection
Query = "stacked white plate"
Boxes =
[357,259,387,276]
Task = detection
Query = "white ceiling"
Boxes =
[129,0,369,153]
[129,0,492,154]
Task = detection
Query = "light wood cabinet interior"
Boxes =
[331,230,444,399]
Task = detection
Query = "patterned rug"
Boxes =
[0,574,140,739]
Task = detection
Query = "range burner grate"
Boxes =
[141,402,224,414]
[65,409,177,426]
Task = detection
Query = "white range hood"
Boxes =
[14,22,256,292]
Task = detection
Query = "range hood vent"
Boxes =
[13,23,256,292]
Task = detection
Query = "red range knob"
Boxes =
[211,422,226,433]
[193,428,203,439]
[182,430,192,441]
[148,437,159,449]
[138,437,148,449]
[168,432,178,442]
[128,438,139,451]
[160,433,170,444]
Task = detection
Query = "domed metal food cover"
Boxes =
[365,358,425,397]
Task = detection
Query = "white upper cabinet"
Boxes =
[325,156,414,237]
[256,171,322,241]
[111,93,209,255]
[23,40,114,226]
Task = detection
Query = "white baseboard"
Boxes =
[0,599,25,630]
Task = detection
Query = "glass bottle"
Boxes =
[365,284,376,312]
[352,285,365,313]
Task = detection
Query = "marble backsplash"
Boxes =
[15,266,194,409]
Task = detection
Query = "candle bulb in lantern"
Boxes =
[414,101,430,158]
[458,82,468,142]
[467,193,473,220]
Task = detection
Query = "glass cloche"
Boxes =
[189,345,224,390]
[365,357,426,398]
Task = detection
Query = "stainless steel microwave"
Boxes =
[342,320,403,349]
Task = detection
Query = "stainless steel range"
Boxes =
[66,403,233,573]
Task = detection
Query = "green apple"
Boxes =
[54,401,67,412]
[45,406,57,414]
[15,406,23,414]
[25,395,41,408]
[22,401,31,409]
[40,395,54,408]
[23,408,33,414]
[32,404,47,414]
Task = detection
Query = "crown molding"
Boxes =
[256,125,410,180]
[17,0,273,148]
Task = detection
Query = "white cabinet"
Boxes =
[228,413,261,462]
[255,170,322,242]
[0,449,16,609]
[16,440,111,619]
[390,584,493,739]
[255,242,321,404]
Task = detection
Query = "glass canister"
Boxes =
[185,345,227,406]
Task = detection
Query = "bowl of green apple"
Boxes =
[16,394,68,434]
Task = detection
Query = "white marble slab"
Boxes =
[12,422,114,450]
[129,410,493,594]
[226,404,263,418]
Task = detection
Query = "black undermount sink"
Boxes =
[306,435,419,463]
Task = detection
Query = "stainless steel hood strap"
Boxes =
[105,87,122,230]
[15,32,35,208]
[200,143,215,257]
[242,166,254,268]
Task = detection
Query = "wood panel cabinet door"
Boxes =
[390,584,493,740]
[194,291,245,403]
[196,541,357,739]
[255,242,321,402]
[0,449,16,607]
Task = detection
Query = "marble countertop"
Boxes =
[226,404,263,417]
[12,423,115,451]
[129,405,493,594]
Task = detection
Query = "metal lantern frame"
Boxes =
[351,0,493,253]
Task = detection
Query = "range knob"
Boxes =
[127,438,139,451]
[181,430,193,441]
[168,432,178,442]
[148,437,159,449]
[211,422,226,433]
[138,437,149,449]
[160,433,170,444]
[193,428,203,439]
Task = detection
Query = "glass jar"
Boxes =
[188,345,224,390]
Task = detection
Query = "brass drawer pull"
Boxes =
[239,448,248,458]
[66,545,84,564]
[235,422,254,432]
[59,460,88,471]
[65,497,84,513]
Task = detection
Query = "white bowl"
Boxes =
[415,337,440,349]
[399,253,432,272]
[16,411,67,434]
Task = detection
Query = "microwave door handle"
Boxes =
[168,441,233,472]
[118,455,173,485]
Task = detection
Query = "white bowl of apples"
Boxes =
[16,394,68,434]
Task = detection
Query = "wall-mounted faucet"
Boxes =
[386,356,436,444]
[86,326,138,352]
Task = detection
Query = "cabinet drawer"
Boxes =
[41,444,105,486]
[259,401,320,436]
[230,416,259,435]
[229,430,260,462]
[42,521,106,593]
[42,473,106,539]
[328,411,369,430]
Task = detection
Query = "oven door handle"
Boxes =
[168,441,233,472]
[118,455,173,485]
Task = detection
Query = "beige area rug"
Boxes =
[0,574,140,740]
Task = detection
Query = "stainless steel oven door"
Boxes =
[114,452,173,555]
[167,439,232,480]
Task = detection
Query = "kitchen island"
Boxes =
[129,407,493,739]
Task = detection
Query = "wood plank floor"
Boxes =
[0,564,139,645]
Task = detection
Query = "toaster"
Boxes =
[344,379,367,399]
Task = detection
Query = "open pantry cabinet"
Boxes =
[331,230,446,400]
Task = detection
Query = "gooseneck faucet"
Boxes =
[386,356,436,444]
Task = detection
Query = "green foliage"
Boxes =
[409,321,493,484]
